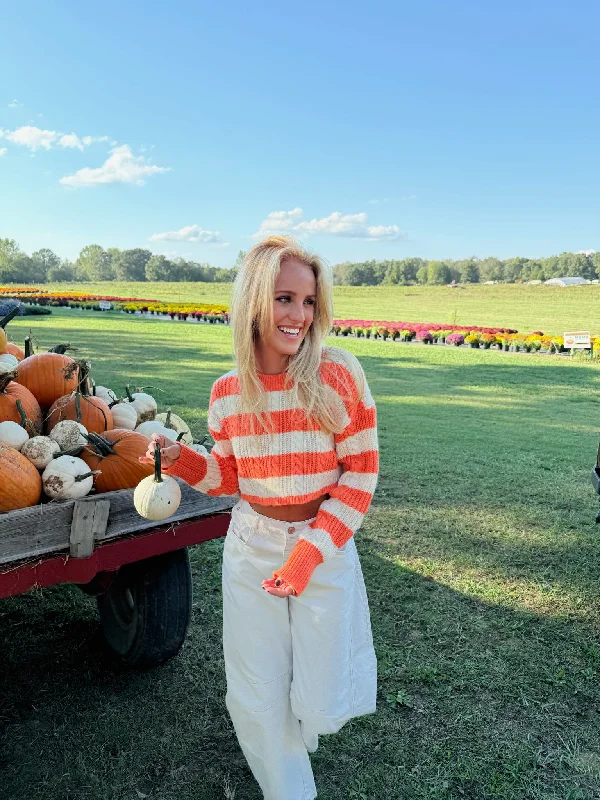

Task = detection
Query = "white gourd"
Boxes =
[135,420,173,439]
[0,353,19,376]
[110,402,137,430]
[125,387,157,424]
[188,443,209,455]
[42,455,97,500]
[93,385,118,405]
[133,448,181,521]
[21,436,60,469]
[0,420,29,450]
[49,420,88,453]
[155,409,193,445]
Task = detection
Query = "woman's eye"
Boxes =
[305,299,315,306]
[276,296,290,303]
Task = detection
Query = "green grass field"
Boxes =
[45,280,600,336]
[2,309,600,799]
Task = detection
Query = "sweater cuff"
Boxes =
[162,444,208,486]
[273,539,324,596]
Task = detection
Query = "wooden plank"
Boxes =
[0,481,236,567]
[69,498,110,558]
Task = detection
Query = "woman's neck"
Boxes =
[254,344,290,375]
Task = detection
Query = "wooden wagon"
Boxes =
[0,482,235,668]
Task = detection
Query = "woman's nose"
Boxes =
[288,302,305,323]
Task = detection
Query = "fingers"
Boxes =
[261,578,296,598]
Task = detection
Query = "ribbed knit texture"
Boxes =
[163,346,379,594]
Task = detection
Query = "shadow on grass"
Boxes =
[0,535,599,800]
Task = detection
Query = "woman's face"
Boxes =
[256,257,317,371]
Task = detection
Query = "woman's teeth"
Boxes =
[278,326,301,338]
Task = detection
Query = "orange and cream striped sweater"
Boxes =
[163,347,378,595]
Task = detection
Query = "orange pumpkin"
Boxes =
[46,361,113,434]
[16,352,79,410]
[0,307,20,355]
[5,343,25,361]
[0,443,42,511]
[0,373,42,434]
[80,429,154,493]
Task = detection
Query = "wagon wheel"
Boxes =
[97,548,192,668]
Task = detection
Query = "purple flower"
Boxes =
[445,333,465,346]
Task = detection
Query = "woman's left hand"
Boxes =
[262,577,296,598]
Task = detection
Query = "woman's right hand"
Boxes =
[139,433,182,469]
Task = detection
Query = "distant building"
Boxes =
[545,277,590,286]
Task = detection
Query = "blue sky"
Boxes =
[1,0,598,267]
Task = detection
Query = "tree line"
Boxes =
[0,238,246,283]
[333,252,600,285]
[2,236,599,287]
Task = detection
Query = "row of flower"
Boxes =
[332,324,600,354]
[119,301,229,319]
[332,319,517,335]
[0,288,159,304]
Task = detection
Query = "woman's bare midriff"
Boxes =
[249,494,329,523]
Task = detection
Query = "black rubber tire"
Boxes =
[97,548,192,668]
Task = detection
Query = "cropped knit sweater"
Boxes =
[163,346,379,595]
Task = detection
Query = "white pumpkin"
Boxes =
[93,385,118,405]
[0,353,19,376]
[42,455,97,500]
[133,448,181,521]
[155,409,193,445]
[21,435,60,469]
[135,420,173,440]
[0,420,29,451]
[49,420,88,454]
[125,387,157,424]
[188,443,209,455]
[110,402,137,430]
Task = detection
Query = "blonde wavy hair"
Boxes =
[230,235,342,433]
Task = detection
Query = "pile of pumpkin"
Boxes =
[0,315,196,516]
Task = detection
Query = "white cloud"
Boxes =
[254,208,304,237]
[60,144,170,187]
[577,249,596,256]
[149,224,228,246]
[0,148,6,157]
[82,135,110,146]
[5,125,58,151]
[8,99,22,108]
[59,133,85,151]
[254,208,403,241]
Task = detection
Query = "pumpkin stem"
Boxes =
[176,431,185,442]
[164,408,173,429]
[75,470,101,482]
[48,343,78,354]
[108,399,119,409]
[125,385,135,402]
[15,399,28,429]
[76,361,91,396]
[24,336,34,358]
[84,432,117,457]
[0,306,20,329]
[91,379,97,396]
[74,393,82,424]
[0,370,17,394]
[154,445,163,483]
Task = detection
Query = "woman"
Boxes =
[141,235,379,800]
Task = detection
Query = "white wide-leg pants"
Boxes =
[222,500,377,800]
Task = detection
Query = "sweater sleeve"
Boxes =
[273,353,378,595]
[162,384,240,497]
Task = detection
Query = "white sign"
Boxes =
[564,331,591,349]
[99,300,112,311]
